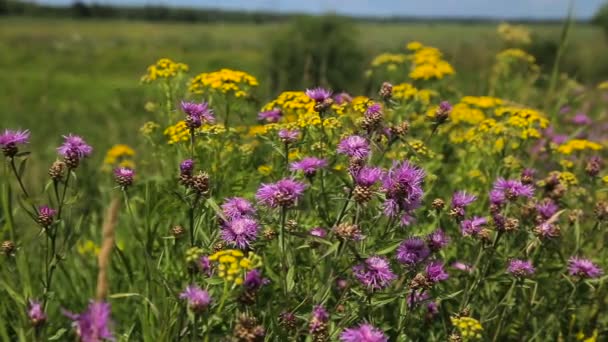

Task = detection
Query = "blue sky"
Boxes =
[38,0,605,19]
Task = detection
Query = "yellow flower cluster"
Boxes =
[351,96,373,115]
[77,240,100,257]
[461,96,503,109]
[141,58,188,83]
[408,139,434,157]
[576,329,598,342]
[163,121,227,144]
[189,68,258,98]
[406,41,424,51]
[556,139,603,155]
[497,22,532,45]
[598,81,608,90]
[140,121,160,135]
[392,83,437,104]
[209,249,262,284]
[102,144,135,171]
[496,49,536,64]
[370,53,408,68]
[451,316,483,340]
[407,43,455,80]
[494,106,549,139]
[258,165,273,176]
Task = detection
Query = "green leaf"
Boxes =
[48,328,67,340]
[286,266,295,292]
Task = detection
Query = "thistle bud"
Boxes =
[48,160,66,180]
[191,171,210,195]
[1,240,16,255]
[379,82,393,100]
[585,156,602,177]
[432,198,445,211]
[171,225,185,239]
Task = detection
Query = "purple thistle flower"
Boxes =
[507,259,535,277]
[521,168,536,184]
[180,101,215,128]
[221,217,259,249]
[309,305,329,334]
[28,300,46,327]
[364,103,383,118]
[180,285,212,312]
[340,323,388,342]
[0,129,30,156]
[290,157,328,177]
[381,160,426,219]
[536,199,558,220]
[452,261,473,273]
[180,159,195,176]
[309,227,327,238]
[258,109,282,123]
[492,178,534,201]
[489,189,505,206]
[571,112,592,125]
[255,178,307,208]
[278,129,300,144]
[221,197,256,220]
[396,237,430,266]
[407,290,431,308]
[568,257,603,279]
[460,217,487,236]
[425,261,449,283]
[199,255,213,276]
[352,256,396,290]
[306,87,332,102]
[63,301,114,342]
[337,135,370,160]
[244,269,269,290]
[37,205,57,228]
[333,92,352,105]
[438,101,452,114]
[451,191,477,209]
[113,167,135,188]
[427,229,450,251]
[353,167,384,187]
[57,134,93,160]
[535,222,560,238]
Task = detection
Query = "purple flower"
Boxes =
[451,191,477,208]
[571,112,592,125]
[199,255,213,276]
[255,178,307,208]
[521,168,536,184]
[536,199,558,220]
[507,259,535,277]
[438,101,452,115]
[0,129,30,156]
[258,109,282,123]
[113,167,135,188]
[180,285,212,312]
[337,135,370,160]
[180,159,195,176]
[221,197,256,219]
[381,160,426,221]
[568,257,603,279]
[57,134,93,160]
[290,157,328,176]
[535,222,560,238]
[460,217,487,236]
[221,217,259,249]
[340,323,388,342]
[37,205,57,228]
[309,227,327,238]
[492,178,534,201]
[333,92,352,105]
[425,261,449,283]
[489,189,505,206]
[28,300,46,327]
[309,305,329,334]
[353,167,383,187]
[365,103,383,118]
[64,301,113,342]
[244,269,269,290]
[306,87,332,102]
[180,101,215,128]
[427,229,450,251]
[352,256,396,290]
[452,261,473,273]
[278,129,300,144]
[396,237,430,266]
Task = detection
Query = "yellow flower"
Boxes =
[451,316,483,340]
[209,250,262,284]
[461,96,503,109]
[408,44,455,80]
[77,240,100,257]
[557,139,603,155]
[406,41,423,51]
[258,165,273,176]
[497,23,532,45]
[559,159,574,169]
[392,83,437,104]
[103,144,136,171]
[141,58,188,83]
[496,48,536,64]
[597,81,608,90]
[602,175,608,184]
[370,53,408,68]
[189,68,258,97]
[140,121,160,135]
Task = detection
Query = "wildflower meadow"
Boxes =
[2,21,608,342]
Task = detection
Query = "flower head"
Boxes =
[180,285,212,312]
[381,160,425,219]
[180,159,195,176]
[37,205,57,228]
[243,269,269,290]
[278,129,300,144]
[507,259,535,277]
[180,101,215,128]
[221,197,256,220]
[334,92,352,104]
[452,261,473,273]
[352,256,396,290]
[396,237,430,266]
[536,198,558,220]
[427,229,450,251]
[340,323,388,342]
[571,112,592,125]
[63,301,113,342]
[0,129,30,157]
[425,261,449,283]
[28,300,46,327]
[113,167,135,188]
[337,135,370,160]
[353,167,384,187]
[306,87,332,102]
[451,191,477,210]
[309,227,327,238]
[258,109,282,123]
[290,157,328,177]
[492,178,534,201]
[256,178,307,208]
[460,217,488,236]
[568,257,603,279]
[57,134,93,165]
[221,217,259,249]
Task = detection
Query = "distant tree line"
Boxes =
[0,0,593,24]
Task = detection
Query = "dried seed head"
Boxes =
[278,312,297,331]
[379,82,393,100]
[285,219,298,232]
[568,209,583,224]
[504,217,519,232]
[390,122,409,136]
[191,171,210,195]
[432,198,445,211]
[585,156,602,177]
[1,240,16,255]
[478,229,492,242]
[353,185,373,203]
[333,223,362,241]
[262,228,277,240]
[171,225,185,239]
[410,273,431,290]
[233,314,265,342]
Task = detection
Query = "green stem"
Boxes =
[279,206,288,296]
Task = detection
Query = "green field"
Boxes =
[1,17,606,171]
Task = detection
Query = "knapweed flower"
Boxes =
[0,129,30,157]
[507,259,535,277]
[362,103,383,130]
[243,269,269,290]
[258,109,282,123]
[460,217,487,236]
[221,197,256,220]
[57,134,92,169]
[352,256,396,290]
[536,198,558,221]
[534,221,560,238]
[425,261,449,283]
[255,178,307,208]
[396,237,430,266]
[28,300,46,327]
[334,92,352,104]
[520,168,536,184]
[452,261,473,273]
[353,167,383,187]
[278,129,300,144]
[199,255,213,276]
[427,228,450,251]
[64,301,113,342]
[180,159,194,176]
[37,205,57,228]
[290,157,328,177]
[434,101,452,123]
[568,257,603,279]
[180,285,212,312]
[221,218,259,249]
[338,135,370,160]
[309,305,329,335]
[180,101,215,129]
[340,323,388,342]
[309,227,327,238]
[492,178,534,201]
[381,160,425,223]
[451,191,477,218]
[113,167,134,188]
[571,112,592,125]
[306,87,332,102]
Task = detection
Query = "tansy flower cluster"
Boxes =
[406,42,455,80]
[556,139,603,155]
[497,22,532,45]
[141,58,188,83]
[451,316,483,340]
[208,249,262,284]
[189,68,258,98]
[102,144,135,171]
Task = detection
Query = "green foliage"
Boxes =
[592,1,608,38]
